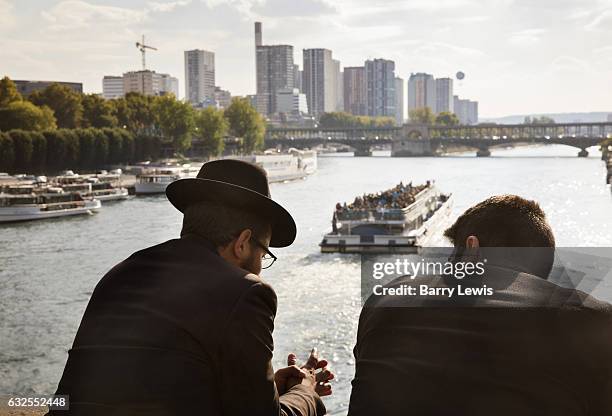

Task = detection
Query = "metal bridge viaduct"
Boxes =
[264,122,612,157]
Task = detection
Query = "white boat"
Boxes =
[55,170,130,202]
[320,182,452,253]
[0,185,101,223]
[135,168,183,194]
[228,149,317,183]
[90,182,130,201]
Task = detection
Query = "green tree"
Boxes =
[369,116,395,127]
[0,101,56,131]
[0,76,22,107]
[435,111,460,126]
[134,135,162,161]
[8,130,33,172]
[319,112,359,128]
[76,128,96,169]
[0,132,15,172]
[82,94,118,128]
[30,131,47,173]
[118,129,135,163]
[29,83,83,128]
[91,128,109,167]
[153,95,195,152]
[110,97,131,128]
[118,93,158,135]
[225,98,265,154]
[43,130,67,172]
[103,128,124,164]
[63,129,80,169]
[524,115,556,124]
[535,116,555,124]
[194,107,228,157]
[409,107,435,125]
[318,112,396,129]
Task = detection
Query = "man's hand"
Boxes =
[286,348,334,397]
[274,365,307,396]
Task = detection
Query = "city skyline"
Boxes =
[1,0,611,117]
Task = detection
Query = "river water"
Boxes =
[1,145,611,414]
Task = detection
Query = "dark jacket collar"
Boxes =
[180,234,220,256]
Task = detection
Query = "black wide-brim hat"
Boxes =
[166,159,296,247]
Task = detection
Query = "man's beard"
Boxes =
[240,252,261,275]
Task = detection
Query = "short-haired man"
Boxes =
[50,159,332,415]
[348,195,612,415]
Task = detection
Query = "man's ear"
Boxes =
[465,235,480,249]
[233,229,252,259]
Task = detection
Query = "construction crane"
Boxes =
[135,35,157,71]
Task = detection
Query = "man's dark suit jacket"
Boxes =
[49,235,325,416]
[348,266,612,416]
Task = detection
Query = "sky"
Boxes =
[1,0,611,117]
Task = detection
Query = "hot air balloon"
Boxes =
[456,71,465,80]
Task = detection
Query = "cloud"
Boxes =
[41,1,147,30]
[441,15,491,23]
[148,0,193,13]
[0,0,16,30]
[411,41,485,58]
[585,8,612,30]
[252,0,335,17]
[508,28,546,46]
[550,55,590,73]
[510,0,604,9]
[201,0,263,17]
[342,0,477,13]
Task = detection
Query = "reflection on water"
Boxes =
[0,145,611,415]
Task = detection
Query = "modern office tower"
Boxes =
[14,80,83,96]
[293,64,302,92]
[467,100,479,125]
[184,49,215,105]
[158,73,179,97]
[607,113,612,122]
[254,22,294,116]
[343,66,366,116]
[453,96,463,123]
[102,76,124,99]
[435,77,454,114]
[454,95,479,125]
[332,60,344,112]
[255,21,263,47]
[408,72,436,115]
[246,94,258,108]
[214,87,232,109]
[302,48,335,117]
[364,58,396,117]
[123,70,177,96]
[276,88,308,115]
[395,76,405,125]
[123,70,156,95]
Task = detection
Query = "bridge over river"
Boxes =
[264,122,612,157]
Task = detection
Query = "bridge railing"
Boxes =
[266,122,612,141]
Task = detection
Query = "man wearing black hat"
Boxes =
[49,159,332,415]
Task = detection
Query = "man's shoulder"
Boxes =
[96,238,265,297]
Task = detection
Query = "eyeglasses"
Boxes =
[252,239,277,269]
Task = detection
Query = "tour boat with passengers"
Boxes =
[0,184,101,223]
[320,181,452,253]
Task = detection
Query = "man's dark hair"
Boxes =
[444,195,555,278]
[181,200,271,247]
